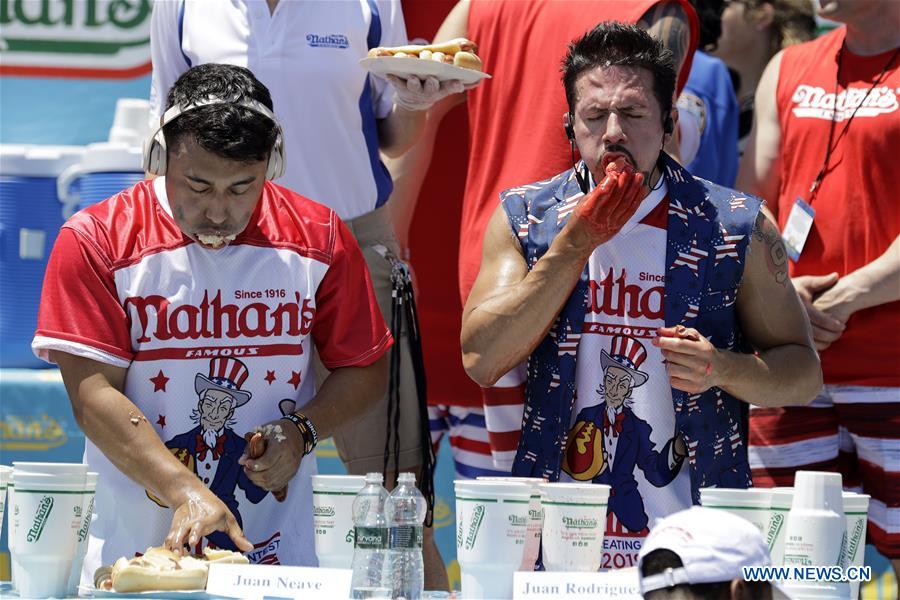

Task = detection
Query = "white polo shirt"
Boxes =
[150,0,407,220]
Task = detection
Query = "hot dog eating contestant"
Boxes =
[32,63,395,587]
[460,22,820,568]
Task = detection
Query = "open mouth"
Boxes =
[601,152,634,174]
[195,233,237,249]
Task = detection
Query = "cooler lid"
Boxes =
[0,144,86,177]
[78,142,143,173]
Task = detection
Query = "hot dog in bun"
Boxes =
[367,38,483,71]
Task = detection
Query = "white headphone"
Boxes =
[142,95,285,180]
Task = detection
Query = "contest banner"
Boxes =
[0,0,152,78]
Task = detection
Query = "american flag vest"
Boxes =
[503,154,761,502]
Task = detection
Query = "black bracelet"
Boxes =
[281,412,318,456]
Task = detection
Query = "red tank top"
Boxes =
[775,28,900,387]
[460,0,699,303]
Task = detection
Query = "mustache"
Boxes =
[601,145,636,166]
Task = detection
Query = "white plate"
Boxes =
[81,585,238,599]
[359,56,490,85]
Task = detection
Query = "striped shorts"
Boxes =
[749,386,900,558]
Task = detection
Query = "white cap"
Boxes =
[638,506,789,597]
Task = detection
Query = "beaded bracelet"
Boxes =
[281,412,318,456]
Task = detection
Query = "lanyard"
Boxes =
[808,42,900,199]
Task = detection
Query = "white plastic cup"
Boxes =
[108,98,152,146]
[67,471,99,594]
[700,487,772,534]
[0,465,11,539]
[539,482,610,572]
[767,487,794,565]
[10,468,87,598]
[476,476,544,571]
[842,492,870,600]
[782,471,845,568]
[311,474,366,568]
[455,479,532,599]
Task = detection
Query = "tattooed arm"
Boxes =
[653,212,819,407]
[728,212,821,405]
[638,1,692,81]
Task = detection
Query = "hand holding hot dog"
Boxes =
[564,159,645,252]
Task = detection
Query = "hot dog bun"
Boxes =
[367,38,483,71]
[453,51,482,71]
[97,546,249,593]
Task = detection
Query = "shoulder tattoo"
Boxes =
[639,2,690,71]
[752,212,789,287]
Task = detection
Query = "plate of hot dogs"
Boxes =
[359,37,490,85]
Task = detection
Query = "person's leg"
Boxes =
[747,392,841,487]
[832,388,900,584]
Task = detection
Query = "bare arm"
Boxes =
[383,0,471,249]
[655,212,821,407]
[378,106,428,158]
[460,205,586,386]
[461,170,644,387]
[736,51,784,213]
[639,1,692,80]
[240,354,389,490]
[808,235,900,349]
[52,351,251,552]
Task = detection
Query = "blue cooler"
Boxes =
[0,145,85,367]
[57,142,144,216]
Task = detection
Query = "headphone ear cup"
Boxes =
[266,132,285,180]
[564,113,576,142]
[142,131,167,176]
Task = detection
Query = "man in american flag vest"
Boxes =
[461,22,821,528]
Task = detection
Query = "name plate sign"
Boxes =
[514,569,642,599]
[206,563,352,599]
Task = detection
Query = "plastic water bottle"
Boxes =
[385,472,426,599]
[351,472,390,599]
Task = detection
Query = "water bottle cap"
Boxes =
[364,472,384,484]
[398,472,416,484]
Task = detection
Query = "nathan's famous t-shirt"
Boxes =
[33,177,391,583]
[559,182,692,569]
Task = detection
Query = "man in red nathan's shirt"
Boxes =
[33,64,392,580]
[738,0,900,574]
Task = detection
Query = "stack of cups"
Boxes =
[782,471,847,598]
[9,462,90,598]
[455,479,532,599]
[476,476,544,571]
[700,487,773,534]
[311,474,366,568]
[68,472,99,594]
[539,482,610,572]
[766,487,795,564]
[842,492,870,600]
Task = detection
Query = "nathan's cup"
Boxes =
[700,487,772,534]
[539,482,610,572]
[476,476,544,571]
[312,474,366,568]
[10,464,87,598]
[455,479,532,599]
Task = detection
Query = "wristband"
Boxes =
[281,412,318,456]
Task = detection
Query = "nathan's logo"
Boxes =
[766,513,785,550]
[508,514,527,527]
[529,508,542,521]
[791,85,899,121]
[76,496,94,543]
[846,519,864,564]
[1,412,67,451]
[313,505,335,518]
[464,505,485,550]
[587,268,664,321]
[125,291,316,343]
[26,495,53,543]
[562,516,598,529]
[306,33,348,49]
[0,0,152,77]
